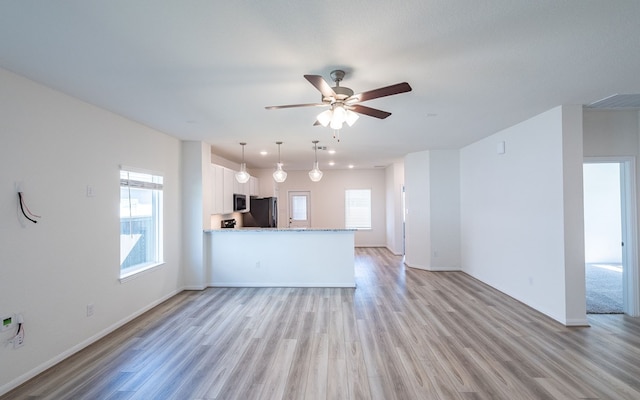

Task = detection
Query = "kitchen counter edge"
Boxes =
[204,228,356,233]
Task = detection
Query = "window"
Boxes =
[291,195,308,221]
[345,189,371,230]
[120,168,163,278]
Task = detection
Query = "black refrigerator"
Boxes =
[242,197,278,227]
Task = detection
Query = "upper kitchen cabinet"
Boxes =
[249,176,259,197]
[222,168,235,214]
[233,176,246,196]
[211,164,234,215]
[210,163,259,215]
[210,164,223,214]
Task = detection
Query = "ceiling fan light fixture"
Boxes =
[332,105,347,123]
[316,109,332,127]
[272,141,287,183]
[329,118,343,130]
[235,142,251,183]
[265,71,412,130]
[345,109,359,126]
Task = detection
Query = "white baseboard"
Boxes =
[565,318,590,327]
[385,246,403,256]
[182,285,207,291]
[0,289,182,397]
[405,261,461,271]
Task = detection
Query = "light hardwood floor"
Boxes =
[3,248,640,399]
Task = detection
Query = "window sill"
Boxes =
[119,262,165,283]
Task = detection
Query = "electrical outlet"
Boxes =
[13,329,24,349]
[86,185,95,197]
[86,304,94,317]
[15,181,23,193]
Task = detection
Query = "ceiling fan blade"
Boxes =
[304,74,337,98]
[265,103,325,110]
[347,82,412,103]
[349,104,392,119]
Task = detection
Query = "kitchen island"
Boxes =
[204,228,355,287]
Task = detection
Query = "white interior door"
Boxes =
[288,191,310,228]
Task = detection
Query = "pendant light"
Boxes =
[235,142,250,183]
[308,140,323,182]
[272,141,287,183]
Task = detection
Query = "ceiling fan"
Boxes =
[265,70,412,130]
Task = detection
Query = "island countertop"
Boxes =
[204,228,355,287]
[204,227,355,232]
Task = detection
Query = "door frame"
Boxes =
[288,190,311,228]
[584,156,639,316]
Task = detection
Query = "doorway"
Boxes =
[583,158,639,316]
[288,191,311,228]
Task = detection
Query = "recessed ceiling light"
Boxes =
[328,161,335,166]
[260,150,268,156]
[328,149,336,155]
[348,164,354,169]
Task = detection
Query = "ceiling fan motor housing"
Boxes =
[324,86,354,103]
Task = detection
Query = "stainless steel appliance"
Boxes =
[233,193,247,212]
[220,218,236,228]
[242,197,277,227]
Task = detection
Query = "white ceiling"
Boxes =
[1,1,639,170]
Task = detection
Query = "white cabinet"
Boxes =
[211,164,235,215]
[211,164,224,214]
[210,164,259,215]
[249,176,259,197]
[222,168,234,214]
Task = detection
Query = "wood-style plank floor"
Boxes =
[3,248,640,399]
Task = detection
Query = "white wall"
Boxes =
[262,168,387,247]
[583,110,639,157]
[0,68,183,394]
[385,162,405,255]
[460,105,586,326]
[181,141,210,290]
[429,150,461,270]
[404,150,461,271]
[404,151,431,268]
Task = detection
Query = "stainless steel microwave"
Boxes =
[233,193,247,212]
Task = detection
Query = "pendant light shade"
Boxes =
[308,140,323,182]
[272,141,287,183]
[235,142,250,183]
[316,109,333,127]
[345,109,359,126]
[330,106,347,129]
[309,161,323,182]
